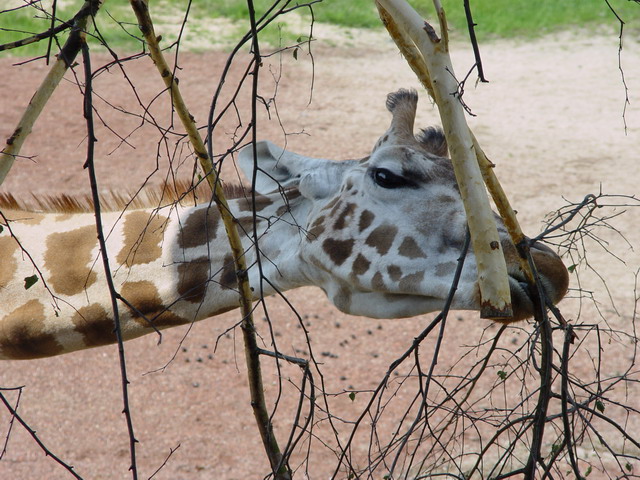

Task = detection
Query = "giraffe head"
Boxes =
[240,89,569,321]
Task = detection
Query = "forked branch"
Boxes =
[375,1,559,477]
[376,0,513,320]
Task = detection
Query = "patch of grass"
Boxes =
[305,0,382,29]
[0,3,75,57]
[306,0,638,39]
[434,0,639,39]
[192,0,310,47]
[0,0,304,57]
[1,0,637,57]
[0,2,144,57]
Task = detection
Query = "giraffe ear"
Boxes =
[238,140,328,194]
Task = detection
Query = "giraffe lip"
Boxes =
[516,279,530,293]
[507,275,537,321]
[508,275,533,297]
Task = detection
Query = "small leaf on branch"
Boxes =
[568,264,577,273]
[24,274,39,290]
[497,370,507,380]
[595,400,605,412]
[349,391,356,402]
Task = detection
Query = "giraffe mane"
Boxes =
[0,180,248,214]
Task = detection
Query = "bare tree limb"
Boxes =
[80,34,139,480]
[0,387,83,479]
[0,0,103,186]
[127,0,290,477]
[376,0,513,319]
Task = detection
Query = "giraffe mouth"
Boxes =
[495,240,569,323]
[505,274,559,323]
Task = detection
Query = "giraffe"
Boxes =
[0,89,569,360]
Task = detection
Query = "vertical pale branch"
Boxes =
[377,6,434,98]
[0,0,103,186]
[376,0,513,319]
[376,2,558,476]
[128,1,289,477]
[471,133,534,282]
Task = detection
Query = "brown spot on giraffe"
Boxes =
[0,300,63,359]
[237,194,274,213]
[219,254,237,290]
[433,212,465,253]
[307,215,326,241]
[236,216,256,233]
[333,284,352,312]
[0,235,18,287]
[322,238,354,266]
[372,271,386,290]
[352,253,371,276]
[387,265,403,282]
[284,189,301,201]
[365,224,398,255]
[398,236,427,259]
[71,304,115,347]
[178,206,220,249]
[121,281,188,327]
[436,194,457,204]
[177,257,210,303]
[117,211,169,266]
[320,196,340,213]
[334,202,356,230]
[399,271,426,293]
[435,262,457,277]
[358,210,374,233]
[45,224,98,296]
[276,204,289,217]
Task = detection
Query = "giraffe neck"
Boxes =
[0,189,307,360]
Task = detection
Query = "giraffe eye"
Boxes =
[372,168,409,189]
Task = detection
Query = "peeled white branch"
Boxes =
[376,0,513,319]
[0,0,101,186]
[0,60,68,185]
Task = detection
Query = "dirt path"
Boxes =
[1,30,639,479]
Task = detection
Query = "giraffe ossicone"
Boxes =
[0,89,569,360]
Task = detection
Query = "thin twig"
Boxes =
[241,1,291,477]
[603,0,631,133]
[81,36,139,480]
[463,0,488,82]
[0,388,83,479]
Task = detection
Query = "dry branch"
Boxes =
[128,1,289,477]
[376,0,513,319]
[0,0,103,186]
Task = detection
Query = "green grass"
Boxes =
[1,0,638,57]
[437,0,640,39]
[307,0,639,37]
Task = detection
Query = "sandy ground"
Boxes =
[1,26,639,480]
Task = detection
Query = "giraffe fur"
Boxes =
[0,89,569,360]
